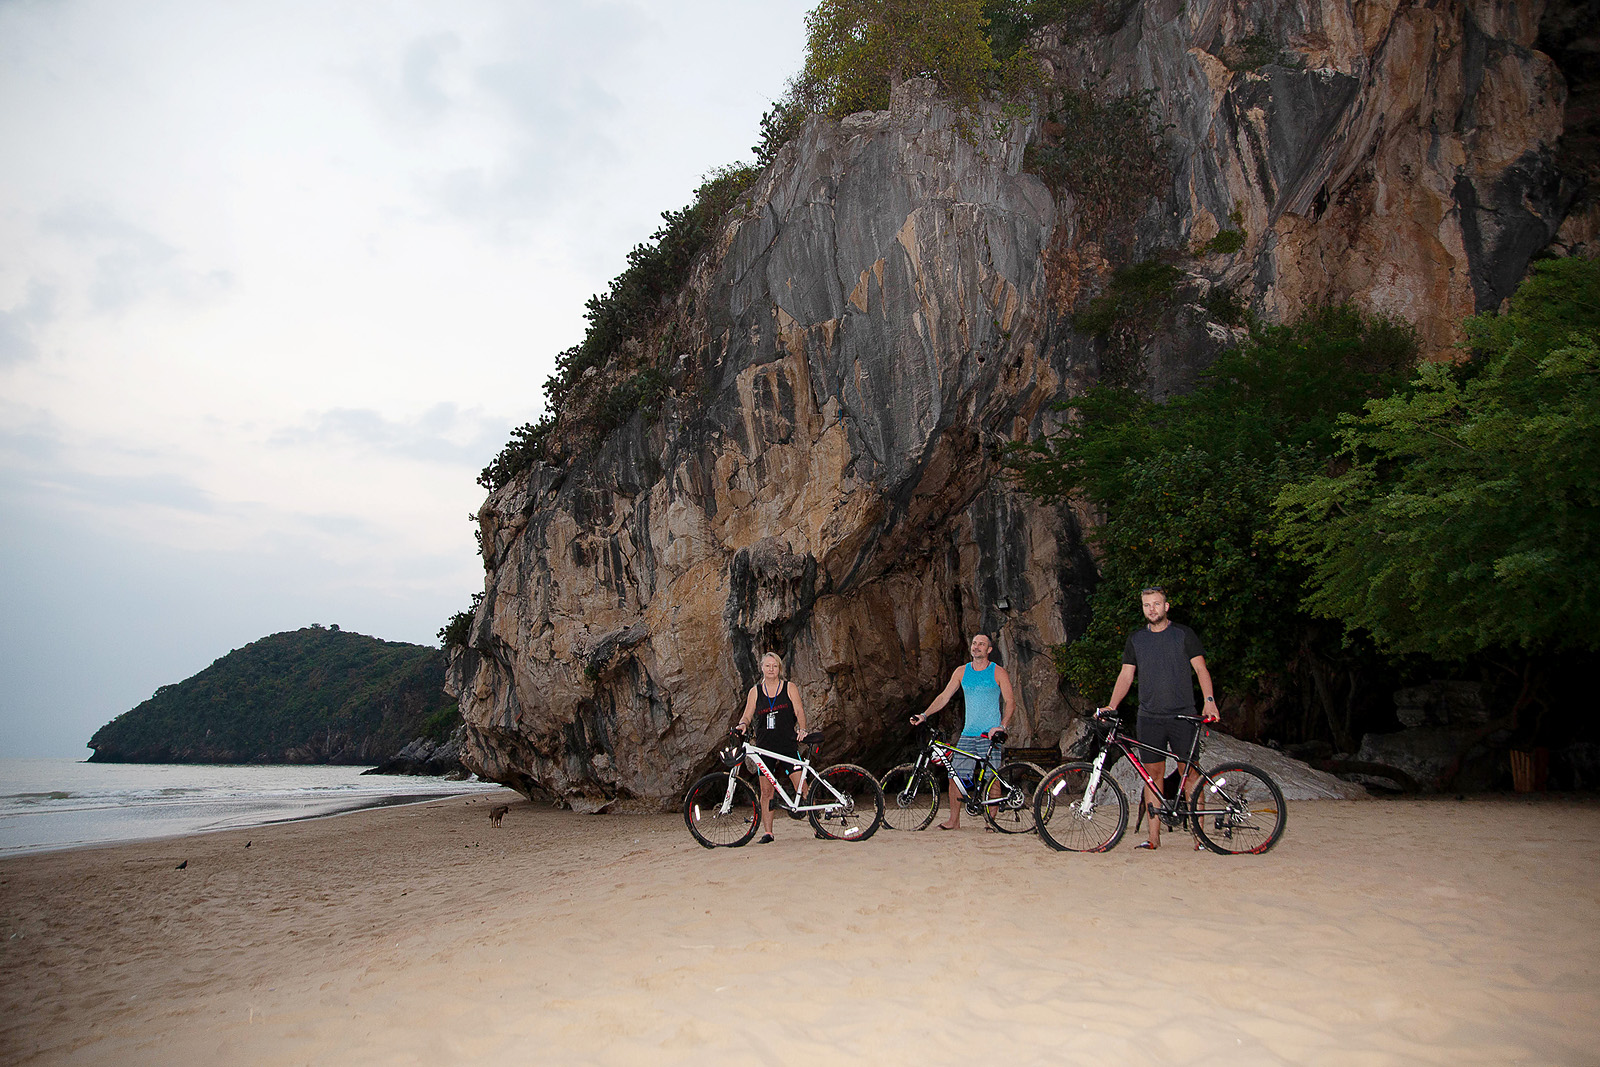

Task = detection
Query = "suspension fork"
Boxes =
[1079,748,1110,814]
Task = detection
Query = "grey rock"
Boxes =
[454,0,1580,805]
[1393,681,1491,728]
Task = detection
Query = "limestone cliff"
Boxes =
[449,0,1586,806]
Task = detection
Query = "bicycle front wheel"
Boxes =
[881,763,940,831]
[807,764,885,842]
[983,762,1046,834]
[683,772,759,848]
[1034,762,1128,852]
[1192,762,1286,854]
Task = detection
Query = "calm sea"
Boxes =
[0,758,504,858]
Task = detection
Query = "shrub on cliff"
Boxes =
[1011,306,1417,732]
[1274,258,1600,659]
[801,0,1004,115]
[477,164,760,491]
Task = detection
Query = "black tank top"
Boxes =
[753,682,797,750]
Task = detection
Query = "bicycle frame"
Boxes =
[911,736,1010,809]
[723,738,854,815]
[1062,717,1239,822]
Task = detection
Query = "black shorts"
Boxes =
[1136,714,1198,766]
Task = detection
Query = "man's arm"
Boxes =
[911,668,964,725]
[1191,655,1218,721]
[1105,663,1136,711]
[996,665,1015,733]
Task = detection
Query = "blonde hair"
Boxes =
[759,651,785,676]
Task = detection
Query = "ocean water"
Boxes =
[0,758,504,857]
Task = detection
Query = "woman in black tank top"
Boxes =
[737,652,808,844]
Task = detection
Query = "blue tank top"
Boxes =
[961,662,1001,736]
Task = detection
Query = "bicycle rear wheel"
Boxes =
[683,772,759,848]
[1192,762,1286,855]
[1034,762,1128,852]
[807,764,884,841]
[983,762,1046,834]
[881,763,940,831]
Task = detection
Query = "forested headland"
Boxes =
[87,626,462,766]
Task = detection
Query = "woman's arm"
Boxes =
[738,685,757,731]
[789,681,807,736]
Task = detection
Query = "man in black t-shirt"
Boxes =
[1101,586,1218,850]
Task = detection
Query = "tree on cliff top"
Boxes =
[1273,257,1600,659]
[801,0,1002,115]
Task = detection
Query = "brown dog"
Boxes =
[489,804,509,827]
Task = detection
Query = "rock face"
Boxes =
[450,0,1584,807]
[361,731,469,778]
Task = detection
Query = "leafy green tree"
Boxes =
[1011,306,1416,725]
[802,0,1002,115]
[1274,258,1600,659]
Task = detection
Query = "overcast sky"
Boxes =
[0,0,813,758]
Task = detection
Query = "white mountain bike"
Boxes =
[683,728,884,847]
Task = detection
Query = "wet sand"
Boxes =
[2,792,1596,1065]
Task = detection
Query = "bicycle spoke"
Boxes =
[984,762,1046,834]
[881,763,940,831]
[1034,762,1128,852]
[806,764,884,841]
[683,772,759,848]
[1192,763,1287,855]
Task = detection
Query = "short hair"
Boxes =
[1140,586,1167,596]
[759,651,785,674]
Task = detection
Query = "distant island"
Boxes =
[88,625,463,769]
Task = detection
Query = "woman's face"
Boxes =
[761,656,781,680]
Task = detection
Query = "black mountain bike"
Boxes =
[1034,708,1287,854]
[881,727,1045,833]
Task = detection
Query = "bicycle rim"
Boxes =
[683,772,759,848]
[1192,762,1286,855]
[1034,762,1128,852]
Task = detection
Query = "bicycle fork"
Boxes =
[1060,749,1108,816]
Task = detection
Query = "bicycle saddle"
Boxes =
[987,729,1008,745]
[800,731,824,746]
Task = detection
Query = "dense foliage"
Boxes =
[801,0,1004,115]
[1024,87,1171,231]
[87,627,461,764]
[1010,307,1418,715]
[1274,258,1600,659]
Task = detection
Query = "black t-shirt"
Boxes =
[1122,623,1205,716]
[752,682,798,754]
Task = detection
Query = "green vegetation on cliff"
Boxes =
[1010,306,1418,721]
[1275,258,1600,659]
[88,626,461,765]
[479,0,1067,495]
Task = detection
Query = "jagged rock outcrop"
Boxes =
[450,0,1586,807]
[362,729,469,778]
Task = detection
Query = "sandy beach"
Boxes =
[2,792,1596,1066]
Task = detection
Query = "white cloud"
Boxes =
[0,0,812,755]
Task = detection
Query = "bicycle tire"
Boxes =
[881,763,940,831]
[807,763,884,842]
[983,761,1046,834]
[1034,761,1128,852]
[1192,762,1286,855]
[683,772,759,848]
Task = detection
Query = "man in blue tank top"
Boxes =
[1102,586,1219,849]
[910,633,1014,830]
